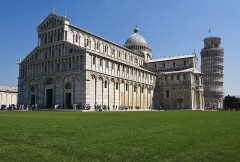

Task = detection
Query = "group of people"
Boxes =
[0,104,38,111]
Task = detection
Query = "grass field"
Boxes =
[0,110,239,162]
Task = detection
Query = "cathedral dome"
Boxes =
[124,26,152,62]
[124,26,149,46]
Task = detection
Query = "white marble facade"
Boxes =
[146,54,204,110]
[18,10,204,110]
[0,86,18,107]
[201,37,224,109]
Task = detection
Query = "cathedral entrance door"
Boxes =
[46,89,53,108]
[65,93,71,108]
[177,97,183,109]
[30,95,35,105]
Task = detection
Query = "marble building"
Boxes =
[146,54,204,110]
[0,86,18,107]
[18,9,204,110]
[201,37,224,108]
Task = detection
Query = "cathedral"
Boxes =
[18,9,205,110]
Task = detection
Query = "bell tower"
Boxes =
[201,37,224,109]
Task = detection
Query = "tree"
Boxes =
[223,95,240,110]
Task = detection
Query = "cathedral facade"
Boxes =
[18,10,204,110]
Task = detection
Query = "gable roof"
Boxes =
[37,12,69,31]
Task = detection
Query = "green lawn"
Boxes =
[0,111,239,162]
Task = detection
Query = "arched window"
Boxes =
[105,81,108,88]
[76,34,78,43]
[166,90,170,97]
[93,56,96,65]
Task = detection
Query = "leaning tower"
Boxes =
[201,37,224,109]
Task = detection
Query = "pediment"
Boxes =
[37,13,68,32]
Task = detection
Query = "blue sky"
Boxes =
[0,0,239,96]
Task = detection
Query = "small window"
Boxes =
[105,81,108,88]
[184,61,186,66]
[177,74,180,80]
[105,46,108,53]
[87,39,89,46]
[165,75,168,81]
[93,56,96,65]
[76,34,78,43]
[166,90,170,97]
[65,31,67,40]
[173,62,175,67]
[126,84,128,91]
[171,75,173,80]
[155,64,157,70]
[134,85,137,92]
[116,82,118,90]
[163,63,165,68]
[183,73,186,79]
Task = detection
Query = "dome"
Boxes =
[124,26,149,46]
[124,26,152,62]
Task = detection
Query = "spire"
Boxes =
[134,24,139,33]
[64,11,67,18]
[51,6,54,14]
